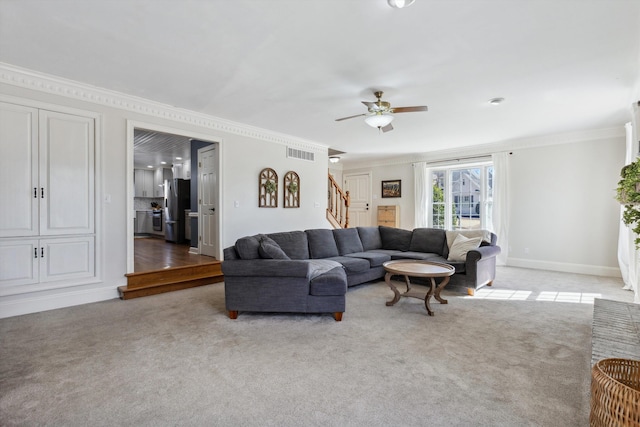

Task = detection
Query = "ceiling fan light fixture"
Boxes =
[365,113,394,129]
[387,0,416,9]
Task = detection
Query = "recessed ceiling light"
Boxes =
[160,161,167,165]
[388,0,416,8]
[488,97,505,105]
[175,157,182,160]
[147,165,153,168]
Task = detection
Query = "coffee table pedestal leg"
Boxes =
[385,272,401,306]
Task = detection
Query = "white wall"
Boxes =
[0,66,330,317]
[507,137,624,276]
[342,132,626,277]
[223,137,329,245]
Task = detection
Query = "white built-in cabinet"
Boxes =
[134,169,154,197]
[0,101,96,293]
[153,167,172,197]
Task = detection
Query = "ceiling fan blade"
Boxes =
[335,113,366,122]
[391,106,428,113]
[381,123,394,133]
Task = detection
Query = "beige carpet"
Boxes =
[0,266,634,426]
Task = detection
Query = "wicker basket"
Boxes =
[590,358,640,426]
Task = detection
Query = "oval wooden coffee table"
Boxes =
[383,260,455,316]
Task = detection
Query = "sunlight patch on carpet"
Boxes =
[465,289,601,303]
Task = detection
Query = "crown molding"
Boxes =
[343,126,626,169]
[0,62,328,154]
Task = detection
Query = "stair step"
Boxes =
[118,261,223,300]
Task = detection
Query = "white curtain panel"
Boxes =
[413,162,428,228]
[491,152,509,266]
[619,122,639,302]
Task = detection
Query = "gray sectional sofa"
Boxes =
[222,226,500,321]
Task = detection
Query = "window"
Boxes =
[431,163,494,230]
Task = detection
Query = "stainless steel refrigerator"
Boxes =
[163,178,190,243]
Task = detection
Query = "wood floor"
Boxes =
[118,236,224,300]
[134,236,216,272]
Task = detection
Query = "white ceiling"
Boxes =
[1,0,639,164]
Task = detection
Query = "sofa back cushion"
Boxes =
[409,228,447,255]
[357,227,382,251]
[267,231,310,259]
[258,236,291,260]
[333,228,364,255]
[305,229,340,259]
[379,226,412,251]
[234,234,262,259]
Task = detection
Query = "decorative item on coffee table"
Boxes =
[259,167,278,208]
[284,171,300,208]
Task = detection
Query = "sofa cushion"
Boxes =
[356,227,383,251]
[267,231,310,259]
[379,226,413,251]
[309,267,348,296]
[306,229,340,259]
[305,259,344,280]
[333,228,364,255]
[447,234,482,262]
[390,251,440,261]
[325,256,370,274]
[368,249,405,257]
[235,234,261,260]
[345,251,391,267]
[258,238,290,260]
[409,228,446,255]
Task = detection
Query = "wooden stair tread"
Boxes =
[120,261,224,300]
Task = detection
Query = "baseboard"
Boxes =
[0,285,119,319]
[507,257,622,278]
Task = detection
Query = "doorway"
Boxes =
[126,121,222,273]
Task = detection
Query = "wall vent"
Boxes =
[287,147,315,162]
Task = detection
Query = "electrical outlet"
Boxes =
[234,201,240,208]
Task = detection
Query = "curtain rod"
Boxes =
[412,152,513,167]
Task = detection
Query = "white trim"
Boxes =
[0,62,328,154]
[0,285,118,319]
[507,257,622,278]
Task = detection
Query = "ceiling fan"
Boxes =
[335,91,428,133]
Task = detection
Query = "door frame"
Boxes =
[126,120,223,273]
[343,171,372,227]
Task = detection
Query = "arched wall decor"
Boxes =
[259,167,278,208]
[284,171,300,208]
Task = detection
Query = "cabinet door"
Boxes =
[0,239,39,289]
[0,103,39,237]
[143,170,155,197]
[39,110,95,235]
[40,236,95,283]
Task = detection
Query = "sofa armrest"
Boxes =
[221,259,312,278]
[466,245,501,263]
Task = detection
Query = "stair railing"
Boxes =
[327,174,350,228]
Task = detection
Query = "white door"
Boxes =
[198,145,218,258]
[344,173,372,227]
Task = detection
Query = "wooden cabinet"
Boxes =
[377,205,400,227]
[0,102,96,292]
[134,169,155,197]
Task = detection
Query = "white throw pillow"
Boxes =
[447,234,482,262]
